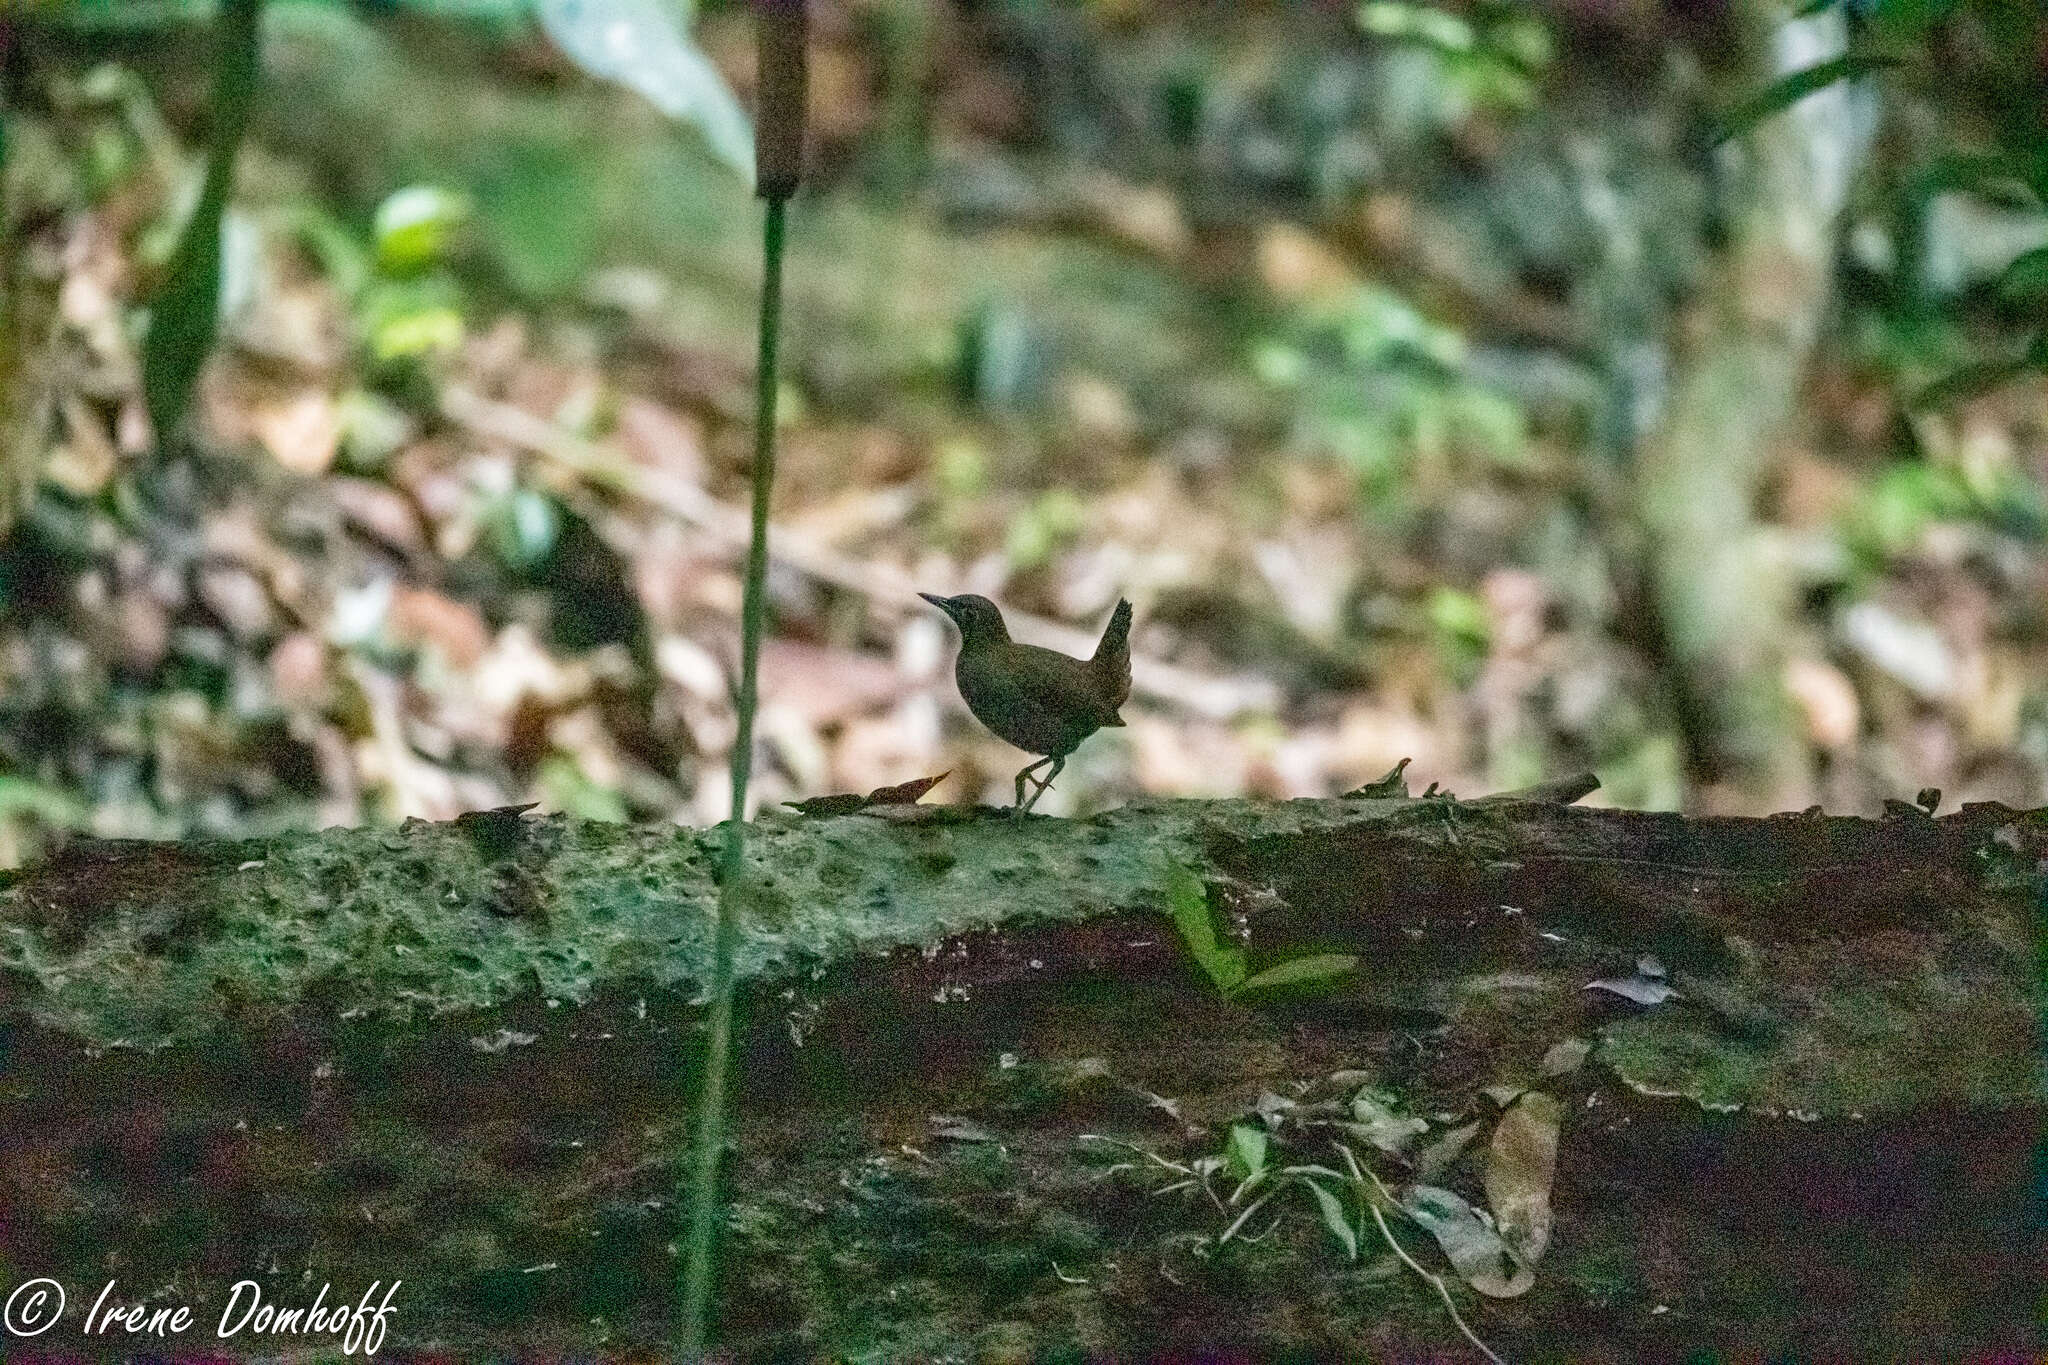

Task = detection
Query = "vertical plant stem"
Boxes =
[679,193,788,1353]
[192,0,262,223]
[1,19,15,352]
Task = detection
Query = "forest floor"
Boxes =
[3,3,2045,872]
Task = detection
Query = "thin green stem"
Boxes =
[679,193,788,1353]
[196,0,262,218]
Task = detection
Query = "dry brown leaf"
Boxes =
[1485,1091,1561,1269]
[268,632,330,708]
[390,587,492,669]
[330,477,428,558]
[47,394,119,496]
[783,793,870,817]
[251,389,341,475]
[614,395,708,483]
[1784,656,1860,751]
[1257,221,1357,302]
[866,771,949,806]
[197,565,277,642]
[784,771,949,817]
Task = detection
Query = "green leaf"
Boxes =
[535,754,630,822]
[369,305,465,363]
[1238,954,1360,996]
[1908,357,2033,411]
[535,0,753,185]
[0,776,89,827]
[373,184,472,276]
[1224,1123,1268,1183]
[1713,52,1902,144]
[1870,0,1956,43]
[1906,153,2042,212]
[1995,246,2048,307]
[1358,2,1476,53]
[1163,861,1246,995]
[361,276,466,363]
[1427,586,1490,646]
[1004,489,1086,573]
[1304,1180,1359,1261]
[142,0,265,444]
[276,203,373,301]
[489,487,563,570]
[142,221,224,442]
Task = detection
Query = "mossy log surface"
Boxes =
[0,791,2041,1359]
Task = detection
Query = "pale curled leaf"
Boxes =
[929,1114,998,1144]
[1145,1091,1184,1122]
[536,0,753,183]
[1350,1088,1429,1157]
[1539,1036,1591,1077]
[1254,1090,1297,1127]
[1304,1180,1358,1261]
[1485,1092,1561,1267]
[1585,975,1679,1006]
[1402,1184,1534,1298]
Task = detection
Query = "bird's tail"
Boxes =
[1091,598,1134,715]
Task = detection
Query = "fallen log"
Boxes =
[0,786,2040,1358]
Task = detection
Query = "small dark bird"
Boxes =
[920,593,1133,811]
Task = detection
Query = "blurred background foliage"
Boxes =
[0,0,2043,865]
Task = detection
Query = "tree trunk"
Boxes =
[1636,0,1872,808]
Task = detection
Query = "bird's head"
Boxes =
[918,592,1012,647]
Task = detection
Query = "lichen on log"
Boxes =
[0,790,2041,1358]
[1,791,2039,1112]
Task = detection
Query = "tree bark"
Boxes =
[1636,0,1872,808]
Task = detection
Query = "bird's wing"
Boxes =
[1089,598,1133,714]
[1006,649,1124,733]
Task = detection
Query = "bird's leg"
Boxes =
[1013,756,1056,808]
[1017,755,1065,813]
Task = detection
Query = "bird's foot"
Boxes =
[1012,756,1054,810]
[1014,756,1065,814]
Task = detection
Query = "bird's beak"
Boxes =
[918,592,954,616]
